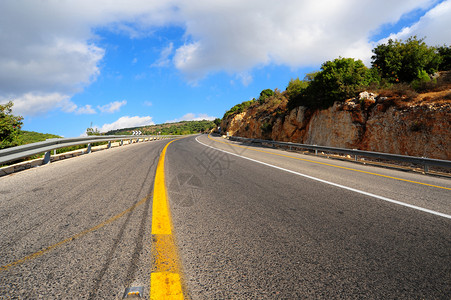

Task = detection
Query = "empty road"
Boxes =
[1,135,450,299]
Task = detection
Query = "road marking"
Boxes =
[207,135,451,191]
[151,273,183,299]
[0,194,151,272]
[197,136,451,219]
[150,139,184,299]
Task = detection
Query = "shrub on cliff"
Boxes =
[258,89,275,104]
[223,99,255,119]
[288,57,379,110]
[286,77,309,101]
[437,46,451,71]
[371,36,441,83]
[0,101,24,149]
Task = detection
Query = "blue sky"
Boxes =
[1,0,450,137]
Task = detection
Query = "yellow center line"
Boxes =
[150,139,184,299]
[0,194,150,272]
[208,135,451,191]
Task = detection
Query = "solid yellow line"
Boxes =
[151,272,183,300]
[208,135,451,191]
[0,195,150,272]
[150,139,184,299]
[151,141,173,235]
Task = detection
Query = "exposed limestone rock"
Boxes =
[222,99,451,160]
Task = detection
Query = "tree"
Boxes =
[0,101,24,149]
[86,127,101,136]
[213,118,222,126]
[286,78,309,101]
[437,45,451,71]
[289,57,378,109]
[258,89,274,103]
[371,36,441,83]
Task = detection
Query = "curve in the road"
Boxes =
[208,135,450,191]
[198,136,451,219]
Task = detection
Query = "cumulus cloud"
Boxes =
[98,116,155,132]
[1,0,448,115]
[380,0,451,45]
[173,0,440,78]
[2,92,71,116]
[0,0,178,116]
[166,113,216,123]
[98,100,127,113]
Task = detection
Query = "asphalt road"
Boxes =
[1,134,450,299]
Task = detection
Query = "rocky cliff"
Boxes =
[221,91,451,160]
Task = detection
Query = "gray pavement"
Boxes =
[1,135,450,299]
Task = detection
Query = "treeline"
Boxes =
[107,120,218,136]
[223,36,451,119]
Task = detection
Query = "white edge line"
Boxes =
[196,136,451,220]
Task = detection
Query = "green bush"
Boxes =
[286,78,309,101]
[437,46,451,71]
[288,57,378,110]
[258,89,275,104]
[223,99,255,119]
[411,69,435,91]
[371,36,441,83]
[0,101,23,149]
[18,131,61,144]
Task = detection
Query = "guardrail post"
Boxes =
[315,149,318,155]
[53,149,56,155]
[424,164,429,173]
[43,151,51,164]
[87,143,92,154]
[129,139,132,144]
[107,141,111,149]
[120,140,123,146]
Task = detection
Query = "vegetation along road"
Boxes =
[0,135,450,299]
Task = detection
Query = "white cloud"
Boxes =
[1,0,448,114]
[98,100,127,113]
[98,116,155,132]
[2,92,70,116]
[166,113,216,123]
[75,104,96,115]
[151,42,174,67]
[379,0,451,46]
[172,0,439,79]
[1,92,100,116]
[143,101,153,107]
[0,0,178,116]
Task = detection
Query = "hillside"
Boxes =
[18,131,61,145]
[220,76,451,160]
[106,120,217,136]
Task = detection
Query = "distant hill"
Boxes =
[106,120,217,136]
[18,131,61,145]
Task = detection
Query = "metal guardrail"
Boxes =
[0,135,180,165]
[228,136,451,172]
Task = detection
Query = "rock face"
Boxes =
[221,98,451,160]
